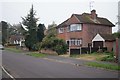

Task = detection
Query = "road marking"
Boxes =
[1,66,15,80]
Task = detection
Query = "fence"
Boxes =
[70,47,107,55]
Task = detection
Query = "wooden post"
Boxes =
[88,43,92,54]
[90,46,91,54]
[69,47,70,56]
[115,38,119,61]
[80,44,82,55]
[69,40,71,56]
[80,47,81,55]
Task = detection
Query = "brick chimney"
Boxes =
[91,10,97,20]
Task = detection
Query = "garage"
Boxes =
[92,34,105,48]
[93,41,103,48]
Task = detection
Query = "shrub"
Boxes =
[41,37,68,55]
[101,55,115,62]
[55,44,67,55]
[31,43,39,51]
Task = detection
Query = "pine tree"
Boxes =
[37,24,45,42]
[1,21,8,46]
[22,5,38,51]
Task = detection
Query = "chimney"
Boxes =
[91,10,97,20]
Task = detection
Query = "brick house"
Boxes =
[56,10,115,53]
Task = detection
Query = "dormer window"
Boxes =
[58,28,64,33]
[69,24,82,32]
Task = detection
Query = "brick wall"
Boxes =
[105,41,113,52]
[57,24,112,48]
[82,24,112,47]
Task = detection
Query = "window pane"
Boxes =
[58,28,64,33]
[70,24,82,31]
[69,38,82,46]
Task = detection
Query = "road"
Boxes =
[2,50,119,78]
[0,50,2,79]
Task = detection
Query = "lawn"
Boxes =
[5,47,47,57]
[26,52,47,58]
[5,47,23,53]
[70,53,109,61]
[85,62,120,71]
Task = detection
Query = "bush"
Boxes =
[55,44,67,55]
[31,43,39,51]
[91,51,115,62]
[101,55,115,62]
[41,36,68,55]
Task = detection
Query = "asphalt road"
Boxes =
[0,50,2,79]
[2,50,119,78]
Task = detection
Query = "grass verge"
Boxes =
[26,52,46,58]
[70,53,108,61]
[85,62,120,70]
[5,47,23,53]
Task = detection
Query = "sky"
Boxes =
[0,0,119,33]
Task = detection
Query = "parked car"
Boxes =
[0,44,4,50]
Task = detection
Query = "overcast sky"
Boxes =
[0,0,119,33]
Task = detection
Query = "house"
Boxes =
[9,35,25,47]
[56,10,115,53]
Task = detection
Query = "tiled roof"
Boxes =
[57,12,115,27]
[100,34,115,41]
[10,35,24,41]
[57,19,69,28]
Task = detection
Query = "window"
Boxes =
[70,24,82,31]
[68,38,82,46]
[67,26,70,32]
[58,28,64,33]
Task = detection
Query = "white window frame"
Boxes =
[69,38,82,46]
[58,28,64,33]
[70,24,82,31]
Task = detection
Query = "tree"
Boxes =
[12,24,25,35]
[1,21,8,45]
[22,5,39,51]
[112,32,120,38]
[37,24,45,42]
[47,21,57,37]
[48,21,57,29]
[41,25,68,55]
